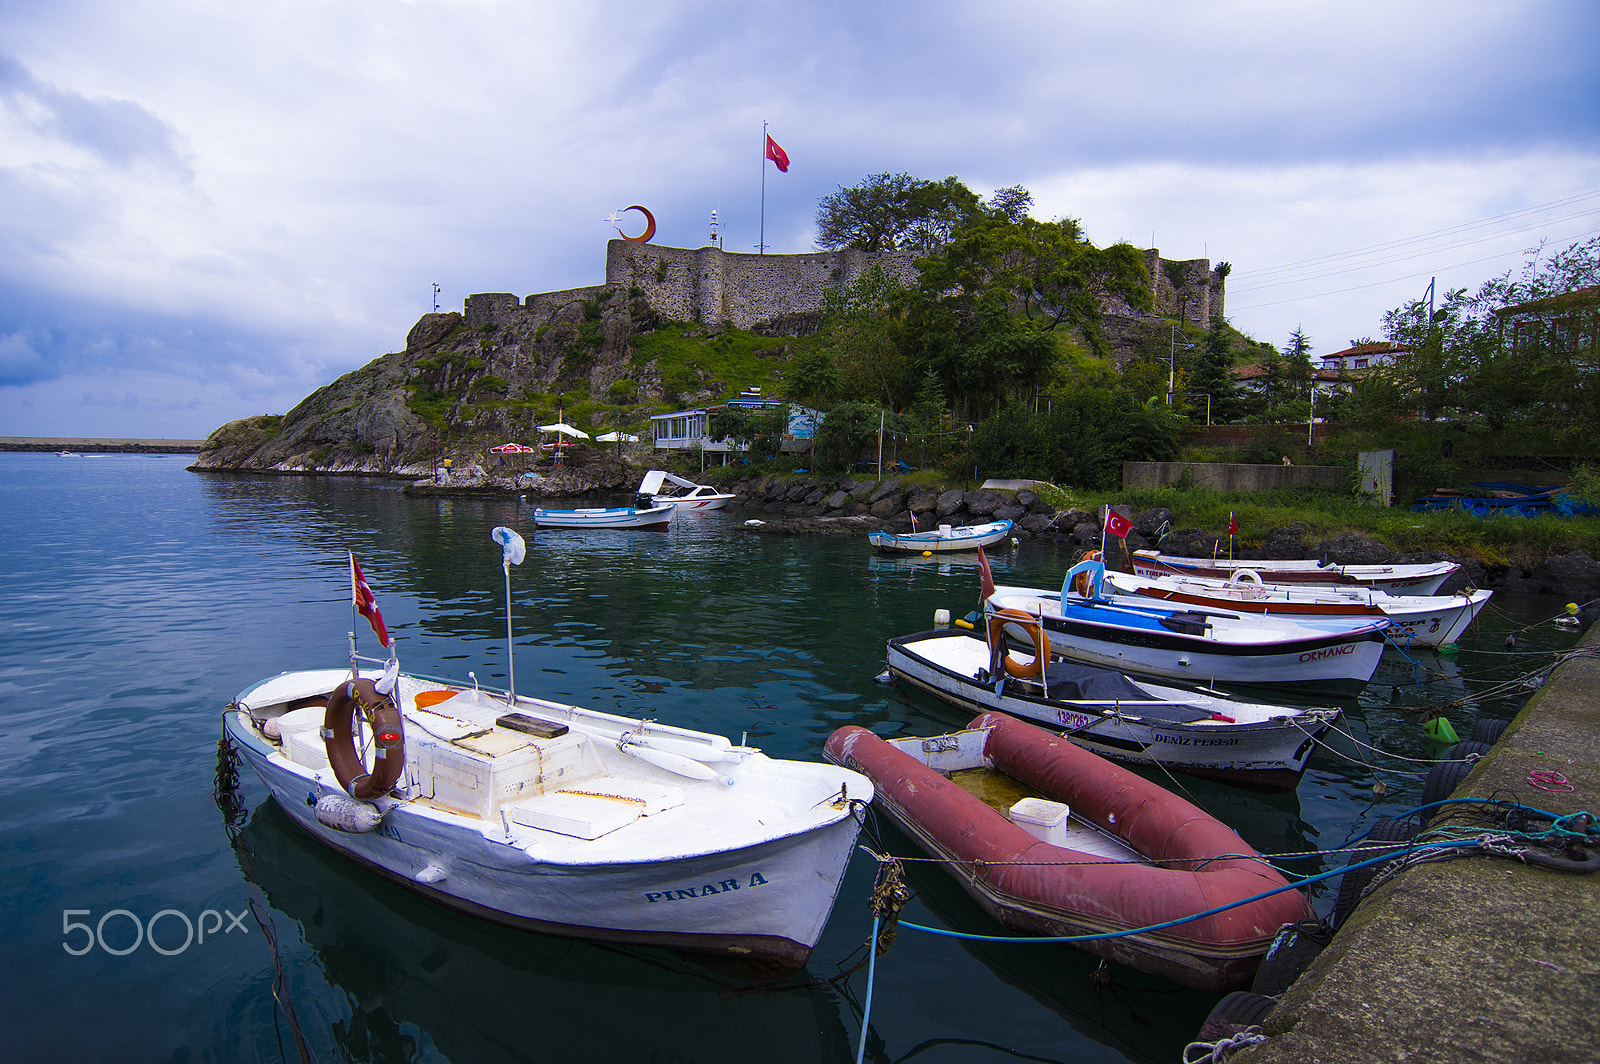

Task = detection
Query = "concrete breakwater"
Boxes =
[1230,624,1600,1064]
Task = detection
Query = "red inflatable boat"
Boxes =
[824,712,1313,991]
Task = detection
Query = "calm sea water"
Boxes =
[0,453,1580,1063]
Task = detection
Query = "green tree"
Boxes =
[709,405,788,459]
[1188,314,1245,423]
[815,265,909,407]
[815,173,985,253]
[811,402,896,472]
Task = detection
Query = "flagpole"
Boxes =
[503,560,516,705]
[759,121,767,255]
[1099,506,1108,560]
[348,551,359,673]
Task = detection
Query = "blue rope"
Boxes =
[855,915,880,1064]
[893,838,1483,945]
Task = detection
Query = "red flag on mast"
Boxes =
[1104,508,1133,539]
[765,134,790,172]
[350,552,390,648]
[1228,512,1239,535]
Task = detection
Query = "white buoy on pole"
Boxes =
[490,527,526,703]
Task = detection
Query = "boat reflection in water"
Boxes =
[234,801,853,1064]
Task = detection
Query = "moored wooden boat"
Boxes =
[530,503,675,529]
[823,713,1314,991]
[222,546,870,966]
[886,627,1337,791]
[869,518,1014,554]
[226,668,868,966]
[1103,569,1492,648]
[1130,549,1458,595]
[986,558,1390,694]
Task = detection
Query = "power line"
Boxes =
[1231,207,1600,295]
[1234,188,1600,287]
[1228,225,1600,312]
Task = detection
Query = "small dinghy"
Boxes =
[887,628,1338,791]
[222,536,870,966]
[825,714,1312,991]
[869,519,1014,554]
[530,503,674,529]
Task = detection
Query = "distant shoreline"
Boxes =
[0,436,207,454]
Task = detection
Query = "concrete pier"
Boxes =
[1237,627,1599,1064]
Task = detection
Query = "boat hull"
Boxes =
[887,629,1333,790]
[1131,551,1457,594]
[531,504,674,529]
[869,520,1014,554]
[1105,572,1492,648]
[824,716,1314,991]
[987,590,1388,695]
[224,680,866,966]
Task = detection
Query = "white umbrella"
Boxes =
[596,431,639,443]
[537,422,590,439]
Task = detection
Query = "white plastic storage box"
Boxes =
[411,729,596,820]
[1009,797,1070,846]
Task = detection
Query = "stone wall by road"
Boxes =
[1124,461,1346,492]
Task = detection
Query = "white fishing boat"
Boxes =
[1129,549,1459,595]
[1103,569,1492,648]
[885,627,1339,790]
[221,538,870,966]
[636,470,737,511]
[982,554,1389,695]
[530,503,674,529]
[869,519,1014,554]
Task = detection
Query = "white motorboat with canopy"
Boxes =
[636,470,737,511]
[222,535,869,966]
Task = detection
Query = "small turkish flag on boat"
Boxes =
[350,552,389,647]
[1103,508,1133,539]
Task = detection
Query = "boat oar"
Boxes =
[490,527,526,704]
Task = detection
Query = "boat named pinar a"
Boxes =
[825,713,1314,991]
[222,539,869,966]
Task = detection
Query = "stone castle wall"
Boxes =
[602,242,920,328]
[462,240,1222,332]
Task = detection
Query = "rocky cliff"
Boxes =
[191,285,759,475]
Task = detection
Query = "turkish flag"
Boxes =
[1104,509,1133,539]
[765,134,790,172]
[350,552,390,648]
[1229,512,1239,535]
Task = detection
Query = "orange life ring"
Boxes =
[988,607,1050,680]
[1073,551,1103,597]
[322,678,406,799]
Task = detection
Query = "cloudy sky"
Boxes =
[2,0,1596,439]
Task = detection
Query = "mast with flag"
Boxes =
[759,122,788,255]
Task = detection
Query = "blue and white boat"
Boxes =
[984,556,1389,695]
[870,518,1013,554]
[530,503,674,530]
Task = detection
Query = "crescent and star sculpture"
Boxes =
[614,205,656,243]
